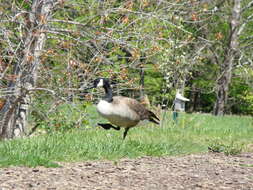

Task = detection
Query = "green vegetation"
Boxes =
[0,112,252,167]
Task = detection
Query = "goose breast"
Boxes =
[97,98,140,128]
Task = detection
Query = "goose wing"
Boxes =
[113,96,159,124]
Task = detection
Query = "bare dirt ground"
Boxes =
[0,153,253,190]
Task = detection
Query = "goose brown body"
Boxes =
[93,78,159,139]
[97,96,152,128]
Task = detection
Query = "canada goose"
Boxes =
[92,78,159,139]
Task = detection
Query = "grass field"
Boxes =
[0,110,252,167]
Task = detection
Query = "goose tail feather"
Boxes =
[148,111,160,125]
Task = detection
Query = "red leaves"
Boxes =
[130,48,140,60]
[0,99,6,110]
[215,32,223,40]
[191,12,198,21]
[121,16,129,24]
[124,1,133,10]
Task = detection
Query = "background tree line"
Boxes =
[0,0,252,139]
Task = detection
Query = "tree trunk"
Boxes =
[0,0,56,139]
[189,88,200,112]
[213,0,241,116]
[139,66,145,98]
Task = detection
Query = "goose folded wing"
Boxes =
[123,97,159,123]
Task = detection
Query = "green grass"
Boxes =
[240,164,253,167]
[0,111,252,167]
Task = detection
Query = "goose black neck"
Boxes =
[103,84,113,102]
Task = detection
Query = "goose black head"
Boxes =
[93,78,110,88]
[93,78,113,102]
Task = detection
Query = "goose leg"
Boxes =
[97,123,113,130]
[123,127,130,140]
[97,123,120,131]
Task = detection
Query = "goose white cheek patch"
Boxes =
[97,79,104,87]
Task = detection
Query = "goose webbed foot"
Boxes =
[97,123,120,131]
